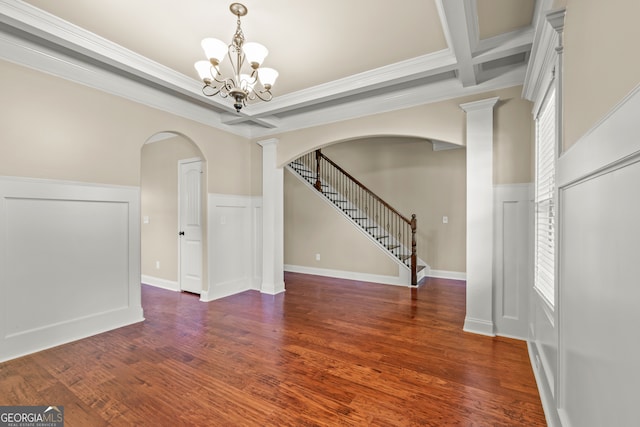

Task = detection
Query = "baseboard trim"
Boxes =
[0,307,144,363]
[284,264,408,287]
[200,278,253,302]
[427,269,467,281]
[496,331,527,341]
[463,317,496,336]
[527,340,561,427]
[141,275,179,292]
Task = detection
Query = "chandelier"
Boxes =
[194,3,278,113]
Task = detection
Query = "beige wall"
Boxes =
[562,0,640,149]
[0,60,256,195]
[140,136,202,281]
[493,87,534,184]
[276,86,532,275]
[270,85,532,185]
[284,172,398,275]
[0,60,260,295]
[323,137,467,272]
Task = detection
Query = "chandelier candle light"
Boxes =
[194,3,278,112]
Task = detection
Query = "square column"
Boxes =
[257,138,285,295]
[460,97,499,336]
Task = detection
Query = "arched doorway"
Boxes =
[140,131,207,294]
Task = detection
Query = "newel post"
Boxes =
[314,149,322,191]
[411,214,417,286]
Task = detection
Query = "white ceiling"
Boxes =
[0,0,538,138]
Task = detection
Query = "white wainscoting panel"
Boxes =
[555,85,640,427]
[203,194,262,301]
[252,203,263,289]
[493,184,532,340]
[0,177,144,362]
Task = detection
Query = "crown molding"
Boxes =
[255,66,526,138]
[243,49,459,119]
[1,0,532,139]
[523,6,566,103]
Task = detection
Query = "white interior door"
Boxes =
[179,159,203,294]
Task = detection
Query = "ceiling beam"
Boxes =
[438,0,479,87]
[473,27,534,65]
[220,113,281,129]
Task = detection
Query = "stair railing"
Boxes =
[295,149,418,285]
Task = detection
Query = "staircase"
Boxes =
[287,149,427,286]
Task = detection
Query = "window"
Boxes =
[534,87,556,307]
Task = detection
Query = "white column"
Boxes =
[257,138,285,295]
[460,97,499,336]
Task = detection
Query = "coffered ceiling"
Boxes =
[0,0,538,138]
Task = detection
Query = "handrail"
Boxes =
[292,149,419,286]
[316,150,413,224]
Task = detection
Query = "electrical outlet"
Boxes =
[156,261,160,269]
[443,216,449,224]
[315,253,321,261]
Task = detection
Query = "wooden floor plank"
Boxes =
[0,273,546,425]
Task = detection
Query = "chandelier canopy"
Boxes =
[194,3,278,113]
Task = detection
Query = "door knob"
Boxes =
[179,231,185,236]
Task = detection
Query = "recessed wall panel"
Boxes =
[0,177,143,362]
[4,197,129,337]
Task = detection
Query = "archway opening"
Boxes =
[283,135,466,285]
[140,131,207,294]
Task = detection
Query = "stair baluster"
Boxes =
[288,149,420,286]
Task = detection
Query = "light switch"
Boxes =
[443,216,448,224]
[143,216,150,224]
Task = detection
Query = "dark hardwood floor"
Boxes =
[0,273,546,426]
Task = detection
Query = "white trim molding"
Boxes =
[0,176,144,362]
[284,265,409,287]
[493,183,533,340]
[204,193,262,302]
[523,7,566,109]
[141,275,179,292]
[0,0,533,139]
[460,96,499,337]
[258,139,285,296]
[553,84,640,427]
[427,270,467,281]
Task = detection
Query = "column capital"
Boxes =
[546,8,566,33]
[257,138,279,148]
[460,97,499,113]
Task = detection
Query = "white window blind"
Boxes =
[534,88,556,307]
